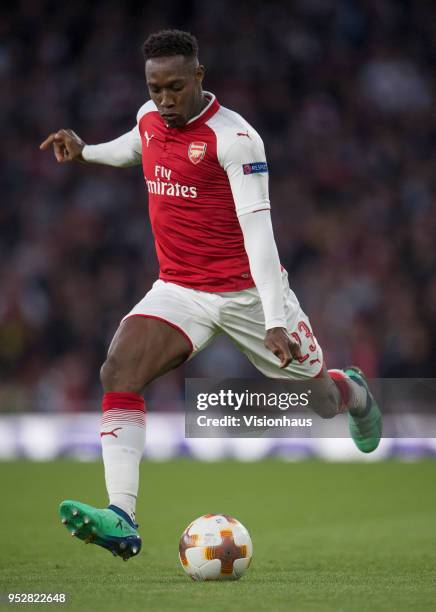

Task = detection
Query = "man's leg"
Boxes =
[227,318,382,451]
[284,364,382,453]
[319,365,382,453]
[59,317,192,560]
[218,274,381,452]
[60,280,219,559]
[99,316,192,522]
[305,365,366,418]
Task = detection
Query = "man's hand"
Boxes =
[39,129,86,162]
[264,327,302,369]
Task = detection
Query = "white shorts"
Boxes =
[122,270,323,380]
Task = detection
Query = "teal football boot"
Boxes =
[345,366,382,453]
[59,500,141,561]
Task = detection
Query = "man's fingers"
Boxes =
[53,141,66,162]
[39,133,58,150]
[40,132,66,150]
[272,345,292,369]
[40,131,74,162]
[265,328,304,369]
[273,340,301,368]
[40,128,84,164]
[39,130,71,149]
[289,340,302,360]
[279,353,291,368]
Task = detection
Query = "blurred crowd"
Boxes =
[1,0,435,411]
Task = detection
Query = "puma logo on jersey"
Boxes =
[144,131,154,147]
[100,427,123,438]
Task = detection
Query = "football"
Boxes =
[179,513,253,581]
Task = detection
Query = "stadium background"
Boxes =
[0,0,435,453]
[1,3,435,611]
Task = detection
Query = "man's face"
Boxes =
[145,55,205,128]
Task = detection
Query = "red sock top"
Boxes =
[102,392,146,412]
[328,370,350,407]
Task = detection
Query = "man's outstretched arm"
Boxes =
[39,126,142,167]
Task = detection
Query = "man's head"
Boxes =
[142,29,205,128]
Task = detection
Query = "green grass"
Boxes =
[0,460,435,611]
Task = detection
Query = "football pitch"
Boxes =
[0,460,435,612]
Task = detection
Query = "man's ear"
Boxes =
[196,64,205,84]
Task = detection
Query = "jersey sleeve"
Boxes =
[221,132,271,217]
[238,209,287,329]
[82,125,142,167]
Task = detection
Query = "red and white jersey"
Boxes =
[132,92,270,292]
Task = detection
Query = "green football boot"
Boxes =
[59,500,141,561]
[345,366,382,453]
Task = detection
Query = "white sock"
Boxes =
[328,369,368,416]
[100,393,146,524]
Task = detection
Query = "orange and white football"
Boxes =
[179,513,253,581]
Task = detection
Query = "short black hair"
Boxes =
[142,29,198,60]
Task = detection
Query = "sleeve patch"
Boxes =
[242,162,268,175]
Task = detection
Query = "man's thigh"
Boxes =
[121,280,220,357]
[103,280,221,391]
[219,273,323,380]
[104,316,192,390]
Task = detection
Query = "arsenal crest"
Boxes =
[188,142,207,165]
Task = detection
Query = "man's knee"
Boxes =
[100,355,145,393]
